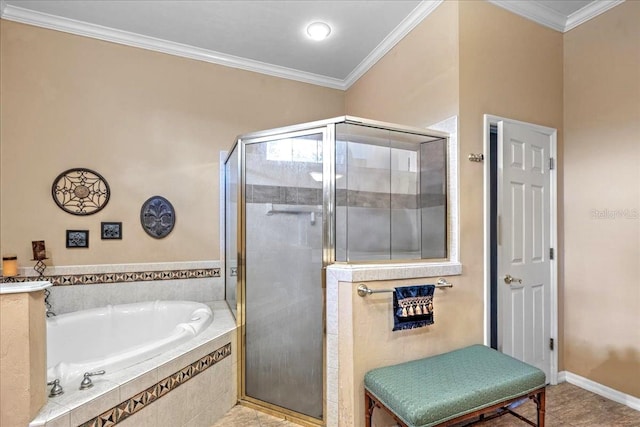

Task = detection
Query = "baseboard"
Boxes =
[558,371,640,411]
[557,370,567,383]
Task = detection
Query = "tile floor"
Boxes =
[211,405,300,427]
[211,382,640,426]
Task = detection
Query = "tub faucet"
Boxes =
[80,370,106,390]
[47,379,63,397]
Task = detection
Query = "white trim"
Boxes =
[487,0,566,32]
[560,371,640,412]
[0,5,347,90]
[1,0,624,87]
[482,114,559,385]
[488,0,625,33]
[557,370,567,383]
[482,118,492,348]
[428,115,460,266]
[343,0,443,88]
[565,0,626,32]
[0,2,444,91]
[549,127,559,385]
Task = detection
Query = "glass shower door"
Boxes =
[243,130,325,420]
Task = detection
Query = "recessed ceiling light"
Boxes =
[306,22,332,41]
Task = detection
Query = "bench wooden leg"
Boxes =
[535,388,546,427]
[365,390,374,427]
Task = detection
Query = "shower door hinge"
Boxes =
[549,157,555,170]
[550,248,554,260]
[550,338,554,351]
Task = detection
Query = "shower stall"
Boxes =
[223,116,449,424]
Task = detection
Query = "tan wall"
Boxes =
[458,0,564,365]
[563,1,640,398]
[0,291,47,426]
[342,1,563,424]
[346,0,459,126]
[343,0,474,347]
[340,277,481,427]
[0,20,344,266]
[344,0,563,361]
[459,2,563,369]
[457,0,564,273]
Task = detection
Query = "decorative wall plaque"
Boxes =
[66,230,89,248]
[101,222,122,240]
[140,196,175,239]
[51,168,110,215]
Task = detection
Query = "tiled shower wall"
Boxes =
[2,261,223,315]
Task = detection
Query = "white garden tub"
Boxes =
[46,300,213,387]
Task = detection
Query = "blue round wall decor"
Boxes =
[140,196,175,239]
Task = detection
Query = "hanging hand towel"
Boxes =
[393,284,435,331]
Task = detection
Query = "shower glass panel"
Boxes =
[336,125,391,261]
[225,116,448,424]
[224,146,238,317]
[420,138,447,259]
[335,122,447,262]
[390,139,421,260]
[243,131,324,420]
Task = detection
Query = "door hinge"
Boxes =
[550,338,554,351]
[549,157,555,170]
[550,248,554,260]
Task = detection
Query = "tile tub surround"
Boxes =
[1,261,220,285]
[0,261,224,315]
[29,302,237,427]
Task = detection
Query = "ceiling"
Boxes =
[0,0,624,90]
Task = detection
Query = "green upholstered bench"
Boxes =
[364,345,546,427]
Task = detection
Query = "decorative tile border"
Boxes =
[0,268,221,285]
[247,184,446,209]
[79,342,232,427]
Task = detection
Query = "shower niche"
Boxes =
[223,116,449,424]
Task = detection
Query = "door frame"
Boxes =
[482,114,559,385]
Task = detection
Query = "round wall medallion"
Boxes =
[51,168,110,216]
[140,196,175,239]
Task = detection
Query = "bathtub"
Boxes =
[47,300,213,387]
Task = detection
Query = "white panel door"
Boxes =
[498,120,552,380]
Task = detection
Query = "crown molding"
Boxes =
[0,1,444,91]
[565,0,625,32]
[488,0,566,32]
[0,5,347,90]
[343,0,443,88]
[1,1,624,90]
[489,0,625,33]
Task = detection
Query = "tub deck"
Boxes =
[30,301,237,427]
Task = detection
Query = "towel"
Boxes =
[392,284,435,331]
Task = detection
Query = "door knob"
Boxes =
[504,274,522,285]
